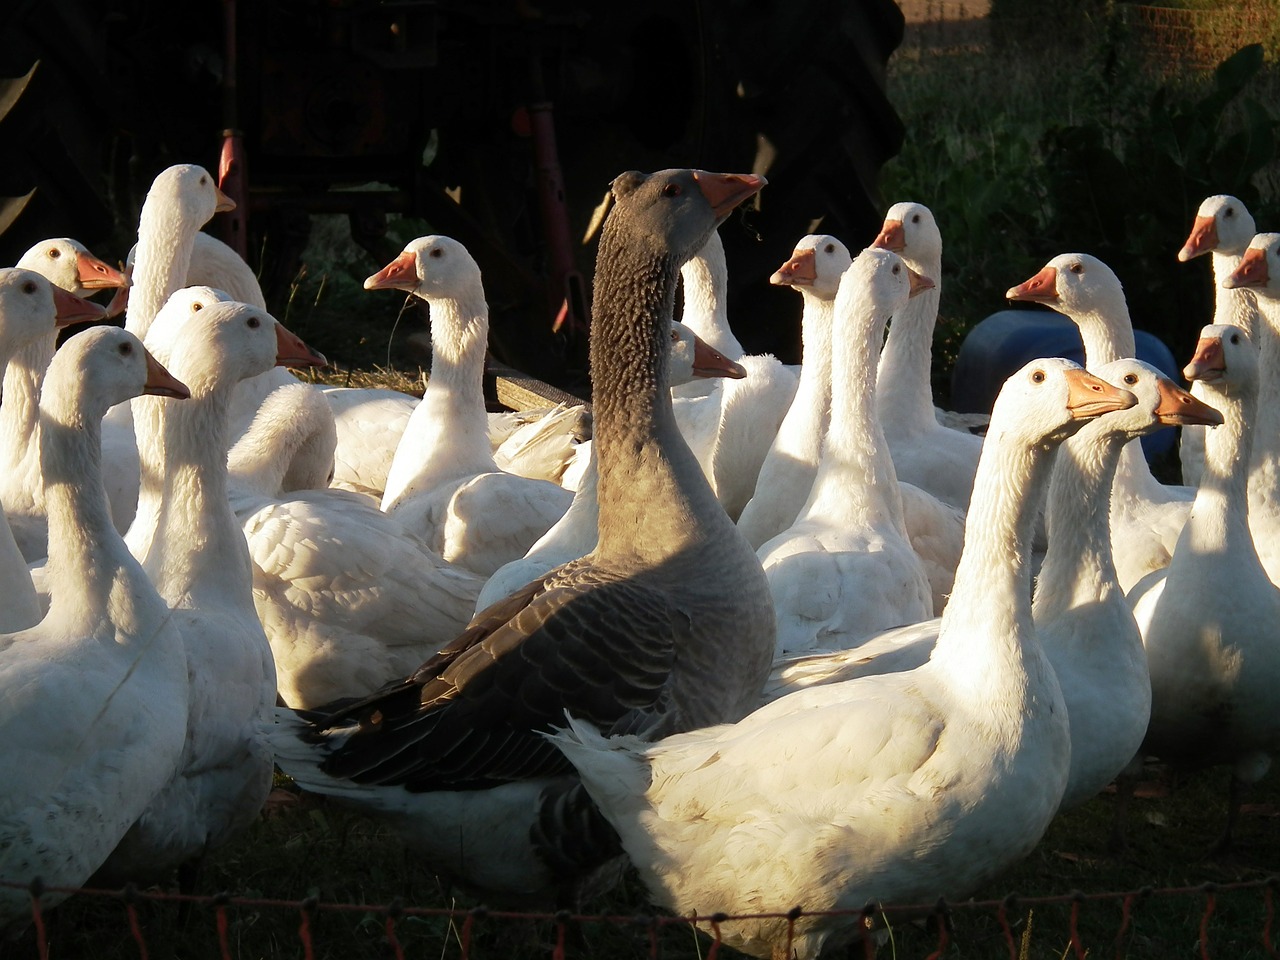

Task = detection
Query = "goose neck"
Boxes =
[1192,382,1256,557]
[1033,427,1124,621]
[1213,251,1258,340]
[876,282,942,434]
[1247,297,1280,504]
[0,337,50,499]
[770,293,834,463]
[1073,304,1136,368]
[802,296,902,529]
[126,209,201,342]
[935,430,1051,662]
[591,235,727,562]
[40,402,151,630]
[129,388,249,596]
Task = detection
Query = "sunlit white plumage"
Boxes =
[551,356,1133,960]
[758,247,934,657]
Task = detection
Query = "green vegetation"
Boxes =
[881,2,1280,404]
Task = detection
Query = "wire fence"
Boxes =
[6,875,1280,960]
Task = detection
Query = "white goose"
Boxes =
[365,236,573,576]
[760,359,1200,814]
[229,439,488,709]
[101,164,236,537]
[1176,194,1258,487]
[735,234,850,549]
[92,300,313,887]
[1007,252,1195,592]
[0,270,105,629]
[669,231,799,518]
[473,321,747,614]
[550,357,1134,960]
[230,382,339,496]
[759,247,935,657]
[1123,323,1280,852]
[872,201,984,511]
[0,327,191,932]
[735,234,964,611]
[2,241,128,562]
[268,168,777,909]
[1218,232,1280,585]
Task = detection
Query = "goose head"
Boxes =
[1183,323,1256,390]
[669,321,747,384]
[1091,358,1222,439]
[16,238,129,296]
[143,163,235,227]
[992,357,1137,446]
[1223,232,1280,298]
[872,201,941,270]
[1179,195,1256,262]
[0,268,106,351]
[161,300,325,396]
[143,285,239,365]
[363,234,484,304]
[604,168,766,265]
[44,326,189,424]
[836,246,934,326]
[770,234,852,301]
[1006,253,1125,318]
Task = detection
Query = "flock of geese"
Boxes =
[0,162,1277,960]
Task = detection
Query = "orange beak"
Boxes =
[51,287,108,328]
[1223,247,1267,289]
[1183,336,1225,383]
[1177,214,1218,262]
[691,334,747,380]
[872,220,905,253]
[1152,377,1223,426]
[1006,265,1059,303]
[691,171,767,222]
[364,250,419,293]
[769,247,817,287]
[274,322,328,368]
[1064,367,1137,419]
[143,349,191,399]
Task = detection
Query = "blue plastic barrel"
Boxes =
[949,308,1182,460]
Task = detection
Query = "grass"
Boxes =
[7,763,1280,958]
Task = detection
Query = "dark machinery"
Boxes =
[0,0,905,394]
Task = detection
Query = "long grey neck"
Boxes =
[590,227,728,564]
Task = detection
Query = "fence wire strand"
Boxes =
[6,875,1280,959]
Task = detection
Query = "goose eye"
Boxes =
[1225,208,1235,218]
[48,248,61,260]
[118,342,132,356]
[661,183,683,198]
[1231,333,1241,344]
[1069,263,1084,274]
[247,316,261,329]
[21,281,36,294]
[199,175,208,186]
[1031,369,1046,383]
[192,301,204,311]
[911,214,921,224]
[670,330,679,342]
[428,247,444,259]
[824,243,834,254]
[1123,373,1138,385]
[892,263,901,274]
